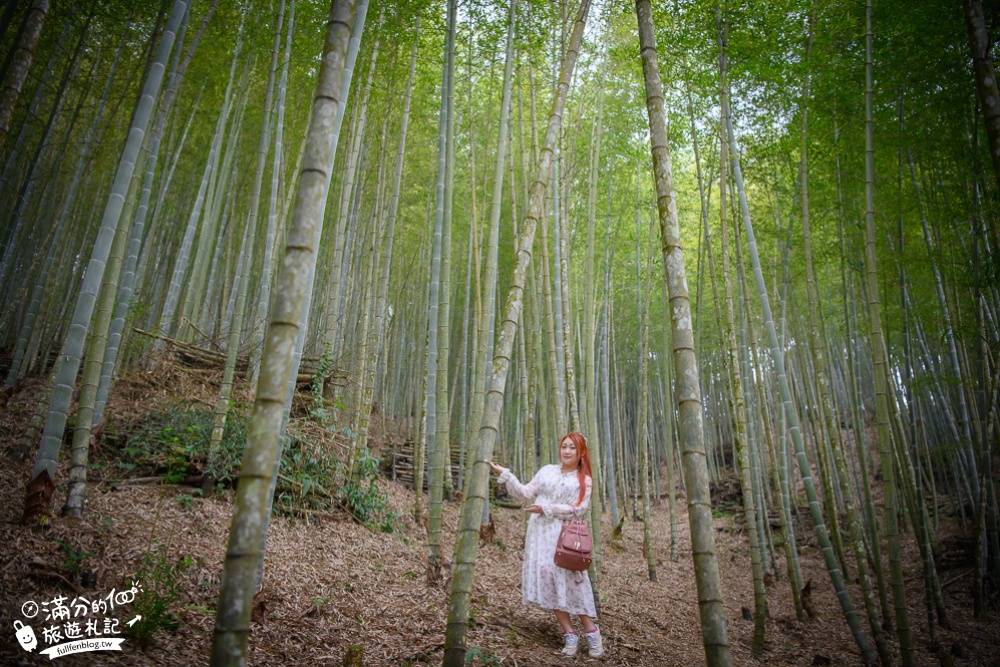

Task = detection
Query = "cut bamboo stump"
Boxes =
[343,645,363,667]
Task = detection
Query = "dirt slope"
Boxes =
[0,380,996,666]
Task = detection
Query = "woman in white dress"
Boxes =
[490,432,604,658]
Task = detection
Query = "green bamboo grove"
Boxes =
[0,0,997,665]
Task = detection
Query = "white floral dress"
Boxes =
[498,464,596,617]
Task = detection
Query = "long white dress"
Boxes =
[498,465,597,617]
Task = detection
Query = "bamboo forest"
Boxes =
[0,0,997,664]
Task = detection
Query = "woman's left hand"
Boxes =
[523,504,543,514]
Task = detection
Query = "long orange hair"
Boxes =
[562,432,592,506]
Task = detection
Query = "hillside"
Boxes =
[1,377,997,666]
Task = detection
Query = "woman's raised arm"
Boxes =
[541,476,592,519]
[495,466,544,503]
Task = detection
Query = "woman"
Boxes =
[490,432,604,658]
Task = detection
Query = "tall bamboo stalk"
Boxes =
[363,13,419,453]
[583,33,607,591]
[210,1,353,662]
[908,149,980,502]
[638,208,657,581]
[250,0,297,384]
[0,0,49,155]
[715,15,766,651]
[62,174,133,517]
[638,2,731,663]
[864,2,914,661]
[155,16,244,345]
[208,0,284,466]
[95,0,218,424]
[835,121,891,630]
[277,0,369,431]
[601,179,621,529]
[426,0,457,583]
[797,48,888,665]
[26,0,187,519]
[4,14,129,389]
[718,9,873,660]
[443,3,591,662]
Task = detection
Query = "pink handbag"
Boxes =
[554,512,593,572]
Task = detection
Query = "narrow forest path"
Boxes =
[0,380,996,666]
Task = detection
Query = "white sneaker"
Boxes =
[562,632,579,656]
[584,627,604,658]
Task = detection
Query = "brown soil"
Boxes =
[0,374,998,667]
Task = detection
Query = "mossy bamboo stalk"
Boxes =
[638,3,731,662]
[210,2,353,662]
[0,0,49,155]
[443,3,590,661]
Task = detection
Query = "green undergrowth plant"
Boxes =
[129,548,192,648]
[277,443,397,532]
[119,404,249,482]
[465,647,502,666]
[310,348,334,420]
[331,446,397,532]
[55,540,96,581]
[117,405,396,529]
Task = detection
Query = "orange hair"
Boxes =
[562,432,592,506]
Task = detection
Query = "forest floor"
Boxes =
[0,369,998,667]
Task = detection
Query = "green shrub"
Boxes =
[120,406,395,529]
[332,447,396,532]
[121,405,248,482]
[276,444,397,532]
